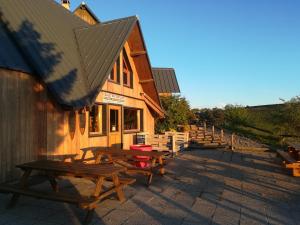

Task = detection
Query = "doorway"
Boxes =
[108,105,122,150]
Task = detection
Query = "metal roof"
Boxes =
[0,0,137,109]
[0,22,32,74]
[152,68,180,94]
[75,17,137,99]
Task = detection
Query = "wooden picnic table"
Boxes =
[277,143,300,177]
[0,160,135,224]
[80,147,169,186]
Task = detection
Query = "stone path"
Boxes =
[0,149,300,225]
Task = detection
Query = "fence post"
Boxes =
[203,121,207,136]
[220,129,224,144]
[212,125,215,141]
[185,132,189,148]
[171,134,176,157]
[231,133,234,150]
[144,133,149,145]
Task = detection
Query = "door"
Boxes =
[108,105,122,150]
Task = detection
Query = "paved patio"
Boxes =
[0,149,300,225]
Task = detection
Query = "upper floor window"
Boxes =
[109,57,120,83]
[123,50,133,88]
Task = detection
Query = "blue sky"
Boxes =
[60,0,300,108]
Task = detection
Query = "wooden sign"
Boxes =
[103,93,125,105]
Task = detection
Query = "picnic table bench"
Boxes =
[80,148,169,186]
[0,160,135,224]
[287,144,300,161]
[277,150,300,177]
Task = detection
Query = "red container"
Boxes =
[130,144,152,168]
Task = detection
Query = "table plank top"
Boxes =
[17,160,125,177]
[81,147,168,158]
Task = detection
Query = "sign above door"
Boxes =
[103,93,125,105]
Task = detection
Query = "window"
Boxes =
[124,108,143,131]
[109,57,120,83]
[110,109,119,132]
[122,50,133,88]
[89,104,106,136]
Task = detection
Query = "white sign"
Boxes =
[103,93,125,105]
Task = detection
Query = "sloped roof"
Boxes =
[73,2,100,23]
[75,17,137,98]
[152,68,180,94]
[0,0,91,108]
[0,0,137,109]
[0,0,162,113]
[0,22,32,74]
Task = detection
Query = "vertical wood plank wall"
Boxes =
[0,69,44,182]
[73,8,98,25]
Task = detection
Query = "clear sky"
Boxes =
[60,0,300,109]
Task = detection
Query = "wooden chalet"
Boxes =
[152,68,180,97]
[0,0,164,182]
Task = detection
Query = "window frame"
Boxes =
[122,50,133,89]
[123,107,143,133]
[88,104,107,137]
[108,57,120,84]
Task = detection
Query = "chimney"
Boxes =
[61,0,70,10]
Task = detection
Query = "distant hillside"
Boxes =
[195,102,300,148]
[246,103,284,110]
[226,103,300,147]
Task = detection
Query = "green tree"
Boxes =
[155,96,194,133]
[224,104,250,127]
[272,96,300,136]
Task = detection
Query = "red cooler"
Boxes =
[130,144,152,168]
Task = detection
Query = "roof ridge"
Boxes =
[74,15,138,32]
[153,67,175,70]
[102,15,138,24]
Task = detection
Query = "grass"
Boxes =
[224,124,282,149]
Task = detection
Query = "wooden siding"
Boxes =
[0,69,42,182]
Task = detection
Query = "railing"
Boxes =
[135,132,189,156]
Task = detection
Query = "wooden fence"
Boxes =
[136,132,189,155]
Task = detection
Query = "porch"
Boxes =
[0,148,299,225]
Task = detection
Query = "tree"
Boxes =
[272,96,300,136]
[224,104,249,127]
[155,96,194,133]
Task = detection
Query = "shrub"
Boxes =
[155,96,194,133]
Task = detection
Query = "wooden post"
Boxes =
[171,134,176,157]
[144,133,149,145]
[220,129,224,144]
[212,125,215,141]
[185,132,189,148]
[231,133,234,150]
[203,121,206,136]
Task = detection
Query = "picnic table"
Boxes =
[80,147,169,186]
[0,160,135,224]
[277,143,300,177]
